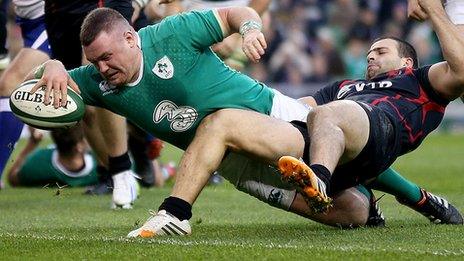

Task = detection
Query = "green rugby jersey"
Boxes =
[69,10,274,150]
[17,148,98,187]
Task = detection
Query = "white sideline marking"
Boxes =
[0,233,297,249]
[1,233,464,256]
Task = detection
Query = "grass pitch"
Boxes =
[1,134,464,260]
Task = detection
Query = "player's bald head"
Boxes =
[80,7,132,47]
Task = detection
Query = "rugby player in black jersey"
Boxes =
[277,0,463,223]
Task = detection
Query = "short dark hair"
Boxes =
[80,7,130,46]
[50,124,84,157]
[373,36,419,69]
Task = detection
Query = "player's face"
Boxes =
[84,30,139,86]
[365,39,408,80]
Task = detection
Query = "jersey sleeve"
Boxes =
[414,65,449,105]
[68,65,101,106]
[313,80,345,105]
[165,10,224,51]
[17,149,55,186]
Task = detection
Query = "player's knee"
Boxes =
[82,106,97,126]
[198,109,233,135]
[307,105,338,127]
[0,71,22,96]
[7,171,20,187]
[332,190,369,227]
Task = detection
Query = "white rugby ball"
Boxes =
[9,79,85,129]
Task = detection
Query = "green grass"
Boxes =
[1,134,464,260]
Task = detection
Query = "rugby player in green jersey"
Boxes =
[28,6,456,238]
[8,126,100,188]
[29,6,379,234]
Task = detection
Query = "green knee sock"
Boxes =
[355,184,372,200]
[368,167,422,203]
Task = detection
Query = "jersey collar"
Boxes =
[52,150,94,178]
[126,32,143,87]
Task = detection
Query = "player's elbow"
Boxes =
[7,170,21,187]
[447,70,464,97]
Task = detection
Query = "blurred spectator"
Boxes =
[314,27,345,79]
[269,21,312,84]
[349,6,380,41]
[343,36,368,79]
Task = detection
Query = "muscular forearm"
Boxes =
[217,6,261,37]
[248,0,271,15]
[424,4,464,75]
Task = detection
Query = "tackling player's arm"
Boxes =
[298,80,344,107]
[249,0,272,16]
[298,96,318,108]
[418,0,464,100]
[214,6,267,62]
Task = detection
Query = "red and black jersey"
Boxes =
[313,66,449,156]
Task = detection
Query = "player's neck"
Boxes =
[58,153,85,172]
[128,50,142,84]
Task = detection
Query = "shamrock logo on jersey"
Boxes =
[152,56,174,79]
[153,100,198,132]
[99,81,118,96]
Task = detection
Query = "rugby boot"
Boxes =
[397,188,463,224]
[127,210,191,238]
[111,170,140,209]
[365,192,386,227]
[278,156,332,213]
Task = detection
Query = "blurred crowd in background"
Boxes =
[246,0,442,96]
[3,0,442,97]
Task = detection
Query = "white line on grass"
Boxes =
[1,233,464,256]
[0,233,297,249]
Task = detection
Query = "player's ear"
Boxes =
[124,31,136,48]
[402,57,414,68]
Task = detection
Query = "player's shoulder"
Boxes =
[144,9,215,31]
[69,64,99,79]
[69,64,103,85]
[26,147,54,161]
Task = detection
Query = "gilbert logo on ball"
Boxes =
[9,79,85,129]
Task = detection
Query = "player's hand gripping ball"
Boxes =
[9,79,85,129]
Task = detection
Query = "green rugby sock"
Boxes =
[355,184,372,200]
[368,167,422,203]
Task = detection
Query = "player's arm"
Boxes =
[7,128,43,186]
[215,7,267,62]
[298,96,318,107]
[297,79,348,107]
[249,0,271,16]
[418,0,464,100]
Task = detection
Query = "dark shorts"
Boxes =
[290,102,401,195]
[44,0,134,69]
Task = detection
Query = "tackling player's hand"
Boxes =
[30,60,80,109]
[408,0,429,21]
[417,0,446,13]
[241,29,267,63]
